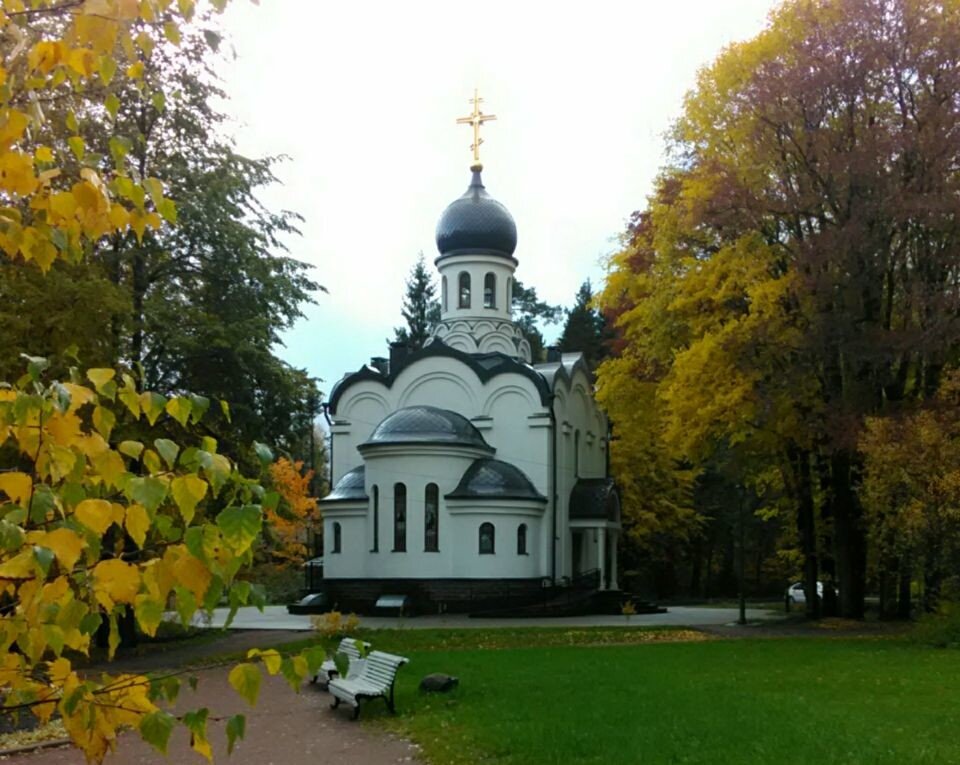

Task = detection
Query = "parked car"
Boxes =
[785,581,833,603]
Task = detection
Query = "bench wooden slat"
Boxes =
[328,650,410,720]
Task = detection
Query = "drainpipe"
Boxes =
[549,392,558,584]
[322,402,334,487]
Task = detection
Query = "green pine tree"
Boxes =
[558,279,610,368]
[393,253,441,350]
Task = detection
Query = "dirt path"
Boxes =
[5,670,421,765]
[3,632,422,765]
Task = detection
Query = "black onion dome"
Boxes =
[435,170,517,259]
[360,406,493,452]
[447,458,546,501]
[324,465,367,502]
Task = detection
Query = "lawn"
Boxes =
[344,633,960,765]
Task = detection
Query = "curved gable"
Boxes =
[329,341,551,414]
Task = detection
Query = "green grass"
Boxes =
[365,637,960,765]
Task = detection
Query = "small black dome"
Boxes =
[436,170,517,259]
[360,406,493,452]
[447,458,546,501]
[324,465,367,502]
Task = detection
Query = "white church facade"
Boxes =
[320,103,620,614]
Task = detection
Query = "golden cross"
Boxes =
[456,88,496,170]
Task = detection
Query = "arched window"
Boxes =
[458,272,471,309]
[424,483,439,552]
[479,522,495,554]
[393,483,406,552]
[517,523,527,555]
[506,277,512,315]
[574,430,581,478]
[442,276,448,312]
[484,272,496,308]
[371,485,379,552]
[332,522,342,554]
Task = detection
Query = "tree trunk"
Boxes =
[831,451,866,618]
[689,536,703,598]
[792,448,820,619]
[878,554,898,620]
[897,554,913,620]
[816,450,839,616]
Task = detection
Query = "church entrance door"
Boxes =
[571,530,584,578]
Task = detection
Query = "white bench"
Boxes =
[328,650,409,719]
[311,637,371,686]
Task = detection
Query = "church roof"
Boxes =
[569,478,620,522]
[435,169,517,261]
[323,465,367,502]
[359,406,494,453]
[447,458,547,502]
[328,342,552,414]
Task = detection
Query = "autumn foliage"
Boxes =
[598,0,960,616]
[266,457,319,564]
[0,1,337,762]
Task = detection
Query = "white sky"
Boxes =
[217,0,781,394]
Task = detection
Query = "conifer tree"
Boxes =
[558,279,610,368]
[393,252,441,350]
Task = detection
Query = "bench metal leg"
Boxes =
[331,696,340,710]
[352,703,361,721]
[385,684,396,714]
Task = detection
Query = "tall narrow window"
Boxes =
[506,277,513,315]
[424,483,439,552]
[371,485,379,552]
[393,483,407,552]
[458,272,471,308]
[479,522,495,554]
[574,430,581,478]
[442,276,448,312]
[517,523,528,555]
[332,522,342,554]
[484,273,496,308]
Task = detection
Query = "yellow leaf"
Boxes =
[35,146,53,163]
[0,550,36,580]
[260,649,282,675]
[36,528,85,570]
[172,552,210,602]
[170,475,207,523]
[92,406,116,440]
[125,504,150,548]
[45,412,83,448]
[139,392,166,426]
[92,559,140,607]
[126,60,144,79]
[0,471,32,504]
[74,498,114,535]
[86,368,115,393]
[0,152,38,196]
[66,48,95,77]
[91,450,126,489]
[118,387,140,418]
[164,396,191,427]
[60,383,96,413]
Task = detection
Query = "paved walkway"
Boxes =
[194,605,781,631]
[6,661,420,765]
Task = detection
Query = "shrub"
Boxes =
[311,610,360,639]
[913,602,960,648]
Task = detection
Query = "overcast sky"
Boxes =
[217,0,782,395]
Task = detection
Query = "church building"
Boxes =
[320,95,620,614]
